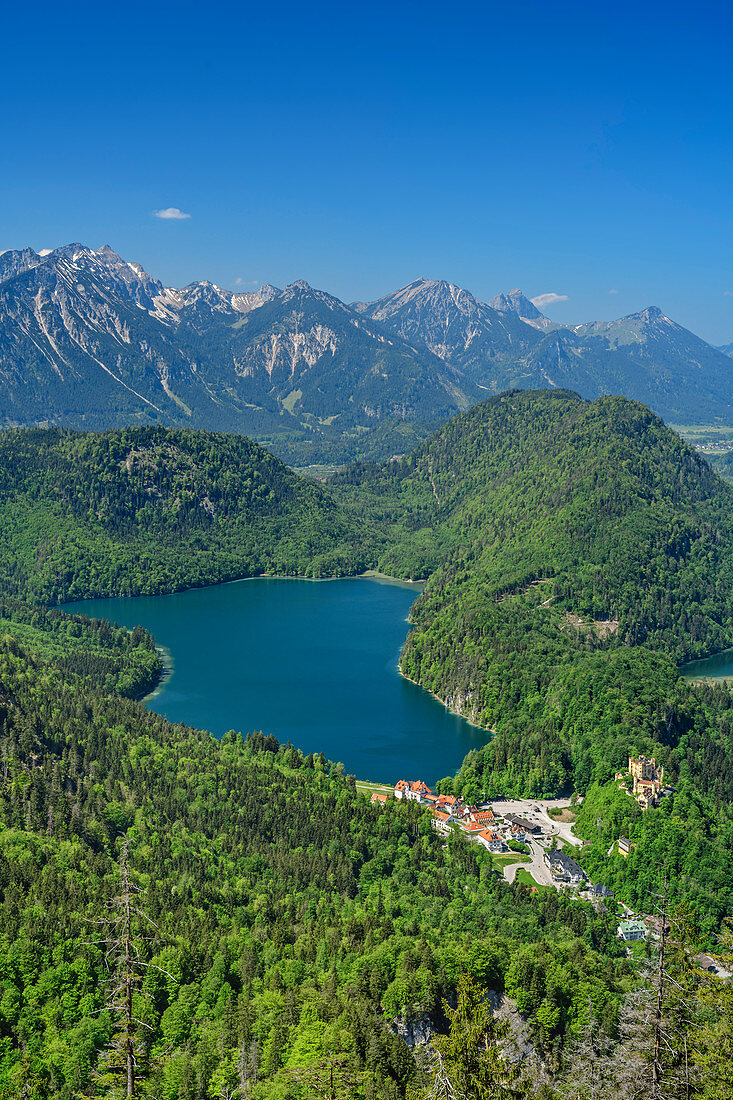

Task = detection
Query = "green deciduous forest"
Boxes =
[0,635,632,1098]
[0,426,368,603]
[334,391,733,792]
[1,391,733,1097]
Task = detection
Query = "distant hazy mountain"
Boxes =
[1,245,733,461]
[360,281,733,425]
[354,277,542,377]
[0,246,474,459]
[719,342,733,358]
[488,288,557,331]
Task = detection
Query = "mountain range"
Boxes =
[1,242,732,461]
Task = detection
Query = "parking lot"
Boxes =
[491,798,581,887]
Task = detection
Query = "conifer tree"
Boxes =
[424,973,527,1100]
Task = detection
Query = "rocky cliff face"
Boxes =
[391,991,538,1066]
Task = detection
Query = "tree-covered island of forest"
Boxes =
[1,390,733,1098]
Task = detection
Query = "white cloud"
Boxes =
[608,288,619,294]
[530,292,569,309]
[153,207,191,220]
[38,248,53,256]
[724,290,733,297]
[234,277,259,287]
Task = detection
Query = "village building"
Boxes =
[436,794,459,810]
[431,810,452,834]
[408,781,431,801]
[618,836,632,857]
[468,809,495,826]
[506,814,540,834]
[618,920,646,942]
[544,849,586,885]
[478,830,505,852]
[394,780,433,802]
[370,792,388,804]
[589,882,614,899]
[693,954,732,978]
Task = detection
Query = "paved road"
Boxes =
[492,797,581,888]
[502,837,556,887]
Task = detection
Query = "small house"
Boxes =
[431,810,452,834]
[618,920,646,942]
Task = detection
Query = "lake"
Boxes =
[64,576,489,784]
[680,647,733,682]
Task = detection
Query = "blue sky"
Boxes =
[3,1,732,342]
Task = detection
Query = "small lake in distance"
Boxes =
[680,647,733,682]
[64,576,490,784]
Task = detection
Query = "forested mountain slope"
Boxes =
[0,426,367,603]
[334,389,733,796]
[3,398,733,1094]
[0,634,632,1099]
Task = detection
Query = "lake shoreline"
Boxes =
[63,576,485,781]
[680,644,733,683]
[139,642,174,703]
[398,663,493,745]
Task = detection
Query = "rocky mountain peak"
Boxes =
[95,244,124,264]
[635,305,666,323]
[489,289,545,321]
[361,277,483,325]
[0,247,43,284]
[230,283,280,315]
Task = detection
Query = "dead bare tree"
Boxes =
[87,838,166,1098]
[237,1037,260,1097]
[607,873,701,1100]
[558,1006,617,1100]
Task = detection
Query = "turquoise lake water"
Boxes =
[680,647,733,681]
[64,576,489,784]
